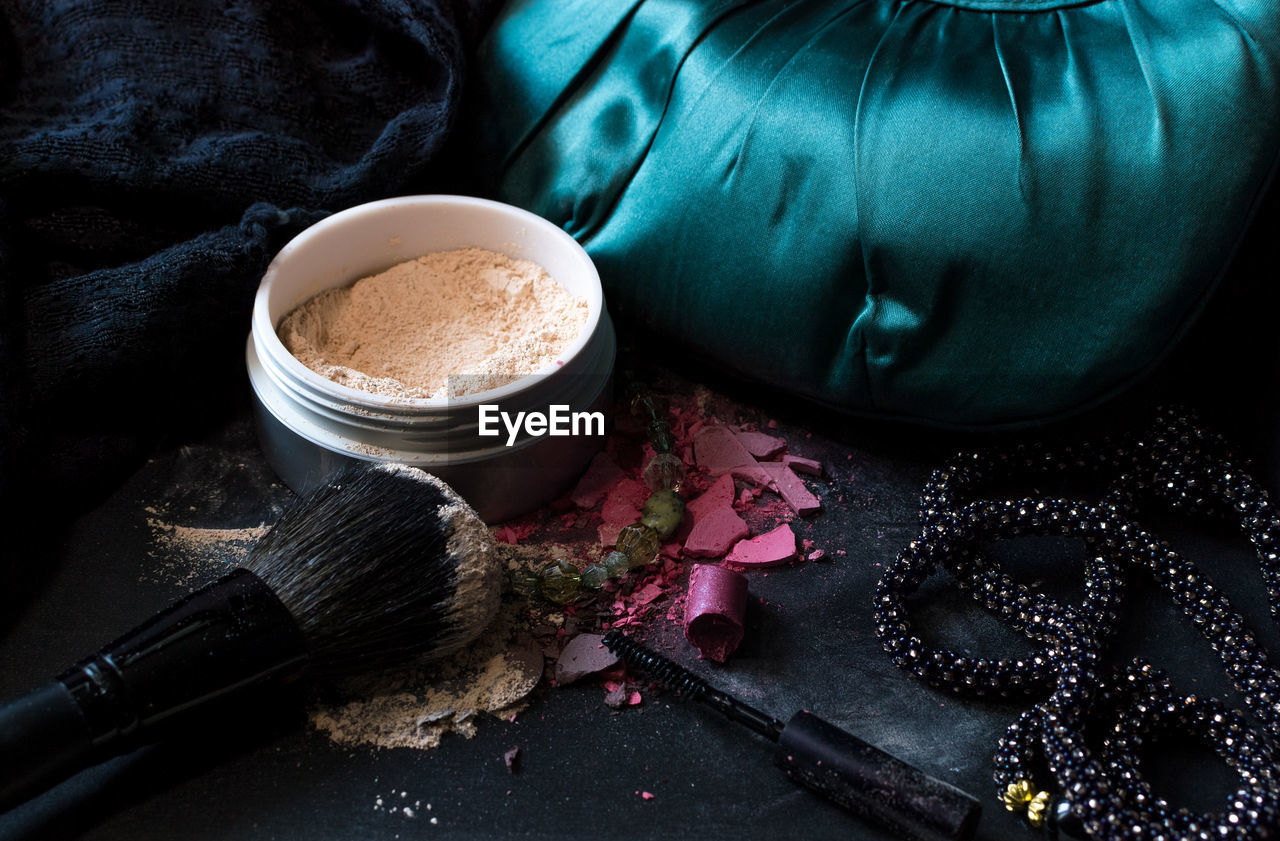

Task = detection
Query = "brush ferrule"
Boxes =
[58,569,309,750]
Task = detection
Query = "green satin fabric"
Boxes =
[469,0,1280,426]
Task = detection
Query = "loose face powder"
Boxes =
[278,247,589,400]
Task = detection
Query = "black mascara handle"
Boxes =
[776,711,981,841]
[0,681,96,812]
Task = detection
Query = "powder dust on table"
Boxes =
[142,507,270,588]
[278,247,588,400]
[308,602,543,750]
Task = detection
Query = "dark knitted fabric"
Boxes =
[0,0,496,522]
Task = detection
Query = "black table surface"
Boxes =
[2,368,1278,841]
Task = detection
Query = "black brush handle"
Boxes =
[0,569,309,813]
[776,711,980,841]
[0,681,96,812]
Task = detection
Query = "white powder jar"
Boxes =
[245,196,615,523]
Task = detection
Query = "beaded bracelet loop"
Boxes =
[876,407,1280,840]
[876,498,1125,699]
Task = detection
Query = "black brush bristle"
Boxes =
[244,464,499,679]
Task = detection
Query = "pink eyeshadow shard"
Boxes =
[598,477,649,546]
[685,474,736,526]
[732,429,787,459]
[729,464,774,488]
[633,582,664,606]
[782,454,822,477]
[597,522,624,547]
[725,523,797,568]
[683,564,748,662]
[693,425,746,473]
[694,424,776,486]
[570,452,626,508]
[554,633,621,686]
[682,506,750,558]
[601,477,648,525]
[759,462,821,517]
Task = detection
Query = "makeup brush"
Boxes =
[0,463,500,813]
[602,630,981,841]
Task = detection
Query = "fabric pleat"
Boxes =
[467,0,1280,427]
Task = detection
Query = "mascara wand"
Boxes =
[602,630,980,841]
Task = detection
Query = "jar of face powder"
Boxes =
[245,196,615,523]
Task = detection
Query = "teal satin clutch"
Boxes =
[467,0,1279,426]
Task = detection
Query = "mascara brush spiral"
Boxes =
[600,630,711,698]
[0,464,499,814]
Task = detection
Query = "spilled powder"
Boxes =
[279,247,588,400]
[143,508,270,588]
[308,602,543,750]
[142,504,546,751]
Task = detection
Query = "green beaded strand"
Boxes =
[641,489,685,538]
[520,383,689,603]
[539,559,582,605]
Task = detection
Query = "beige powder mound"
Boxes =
[308,602,543,750]
[279,247,589,400]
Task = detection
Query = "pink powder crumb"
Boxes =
[598,522,624,547]
[597,477,650,546]
[732,429,787,459]
[725,523,797,568]
[639,791,654,801]
[602,478,648,526]
[808,549,826,561]
[729,464,774,488]
[783,455,822,477]
[683,507,749,558]
[570,451,626,508]
[693,425,751,473]
[759,462,821,517]
[685,474,736,526]
[695,425,773,487]
[633,582,664,606]
[493,521,537,544]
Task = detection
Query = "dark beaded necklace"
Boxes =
[873,407,1280,840]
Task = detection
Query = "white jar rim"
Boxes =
[245,195,615,521]
[252,194,605,412]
